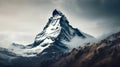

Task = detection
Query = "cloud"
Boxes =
[0,33,12,48]
[76,0,120,17]
[0,32,35,48]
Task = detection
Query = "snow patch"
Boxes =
[9,43,50,57]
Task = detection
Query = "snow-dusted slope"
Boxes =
[33,10,63,47]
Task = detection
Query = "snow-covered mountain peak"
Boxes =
[52,9,63,16]
[33,9,94,48]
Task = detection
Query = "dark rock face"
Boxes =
[51,32,120,67]
[52,9,63,16]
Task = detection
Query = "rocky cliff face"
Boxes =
[52,32,120,67]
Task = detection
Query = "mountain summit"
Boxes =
[52,9,63,16]
[33,9,94,50]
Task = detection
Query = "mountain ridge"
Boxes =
[51,31,120,67]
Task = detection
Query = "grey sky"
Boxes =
[0,0,120,47]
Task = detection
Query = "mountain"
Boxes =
[51,31,120,67]
[33,9,94,48]
[9,9,94,57]
[0,9,94,67]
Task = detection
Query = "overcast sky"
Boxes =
[0,0,120,47]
